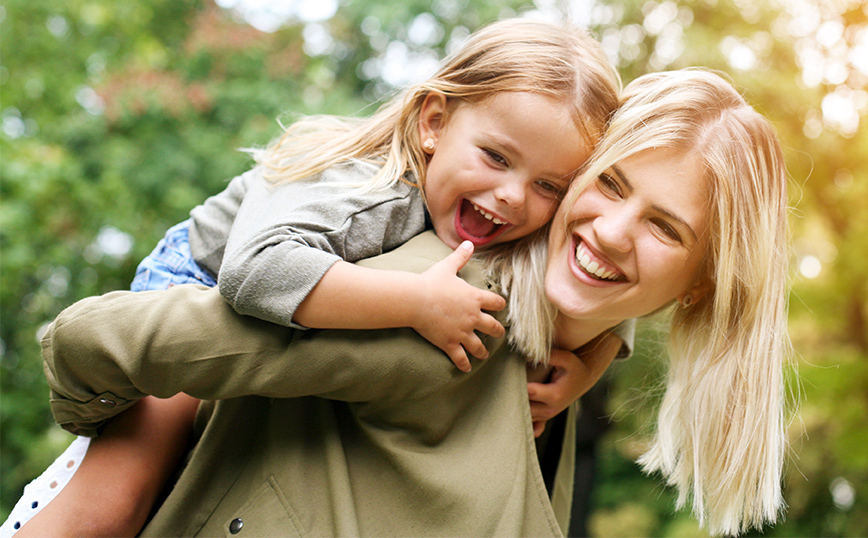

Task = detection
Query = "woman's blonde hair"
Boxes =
[494,68,792,535]
[254,17,620,192]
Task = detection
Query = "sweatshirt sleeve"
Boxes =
[217,165,426,329]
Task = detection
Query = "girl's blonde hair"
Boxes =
[254,17,620,191]
[495,68,792,535]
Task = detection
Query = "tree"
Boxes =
[2,0,865,535]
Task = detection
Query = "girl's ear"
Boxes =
[418,92,448,150]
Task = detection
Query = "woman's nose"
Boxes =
[593,210,633,254]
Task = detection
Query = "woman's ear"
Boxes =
[418,92,448,151]
[678,279,713,308]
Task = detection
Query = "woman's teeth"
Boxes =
[471,203,506,225]
[575,242,619,281]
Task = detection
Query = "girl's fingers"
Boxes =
[480,290,506,312]
[476,314,505,338]
[462,334,489,361]
[438,241,474,274]
[447,346,472,373]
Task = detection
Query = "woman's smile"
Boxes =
[573,237,625,283]
[546,147,710,326]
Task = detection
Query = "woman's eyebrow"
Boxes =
[611,164,698,243]
[611,164,633,192]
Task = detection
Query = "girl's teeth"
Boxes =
[575,243,619,281]
[471,203,505,225]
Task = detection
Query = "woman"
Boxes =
[31,68,791,537]
[489,68,792,536]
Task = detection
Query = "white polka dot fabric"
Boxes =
[0,436,90,536]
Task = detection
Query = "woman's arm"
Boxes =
[17,394,199,538]
[526,331,622,437]
[43,233,504,437]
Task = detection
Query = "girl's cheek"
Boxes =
[537,196,560,221]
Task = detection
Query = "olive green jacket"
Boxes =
[42,232,576,537]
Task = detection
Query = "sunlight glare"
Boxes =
[216,0,337,32]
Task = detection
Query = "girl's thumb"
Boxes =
[448,240,474,270]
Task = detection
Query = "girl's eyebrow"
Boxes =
[488,133,574,181]
[486,132,519,155]
[610,164,699,243]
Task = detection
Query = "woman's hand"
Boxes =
[415,241,506,372]
[527,332,622,437]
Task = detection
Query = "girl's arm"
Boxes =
[526,331,622,437]
[17,394,199,538]
[294,241,506,372]
[218,170,504,372]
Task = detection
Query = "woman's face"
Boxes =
[545,147,711,326]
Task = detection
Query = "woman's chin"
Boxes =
[544,278,585,318]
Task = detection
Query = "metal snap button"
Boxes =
[229,518,243,534]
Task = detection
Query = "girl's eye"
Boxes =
[653,219,682,243]
[483,149,507,166]
[535,180,566,200]
[597,173,622,197]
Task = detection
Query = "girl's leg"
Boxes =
[129,220,218,293]
[14,394,200,538]
[4,220,215,536]
[0,438,90,537]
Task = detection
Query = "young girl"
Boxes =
[3,17,623,537]
[134,16,621,371]
[30,69,792,537]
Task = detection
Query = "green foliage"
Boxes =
[2,0,866,535]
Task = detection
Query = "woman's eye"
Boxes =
[597,173,622,196]
[653,219,682,243]
[483,149,507,166]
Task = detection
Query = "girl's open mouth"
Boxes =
[455,199,510,246]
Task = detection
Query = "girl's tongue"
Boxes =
[459,200,501,238]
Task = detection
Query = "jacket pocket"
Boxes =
[222,476,303,537]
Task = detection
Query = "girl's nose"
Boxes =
[494,178,525,209]
[593,210,633,254]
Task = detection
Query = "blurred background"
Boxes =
[1,0,865,535]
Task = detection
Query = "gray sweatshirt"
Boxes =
[188,160,428,328]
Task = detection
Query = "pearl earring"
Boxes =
[423,139,436,152]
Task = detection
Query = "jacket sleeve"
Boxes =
[43,233,495,437]
[611,318,636,359]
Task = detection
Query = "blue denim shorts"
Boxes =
[130,219,217,292]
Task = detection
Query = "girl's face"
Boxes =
[419,92,590,250]
[545,147,711,326]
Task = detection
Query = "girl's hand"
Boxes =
[416,241,506,372]
[527,332,622,437]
